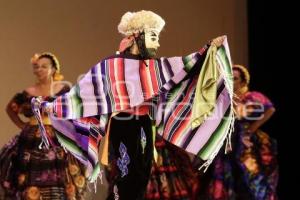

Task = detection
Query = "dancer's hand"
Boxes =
[32,96,43,111]
[31,97,52,114]
[211,35,226,47]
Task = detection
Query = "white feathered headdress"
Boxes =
[118,10,165,36]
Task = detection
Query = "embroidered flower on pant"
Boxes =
[117,142,130,177]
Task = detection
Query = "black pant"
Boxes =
[107,113,153,200]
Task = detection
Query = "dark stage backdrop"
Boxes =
[248,0,291,198]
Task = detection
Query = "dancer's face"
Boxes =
[233,69,246,92]
[34,57,55,81]
[144,30,160,57]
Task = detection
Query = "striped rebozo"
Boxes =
[36,38,234,182]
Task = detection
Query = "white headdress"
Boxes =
[118,10,165,36]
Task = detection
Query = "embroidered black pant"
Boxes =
[107,113,153,200]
